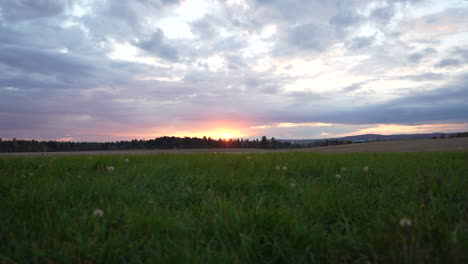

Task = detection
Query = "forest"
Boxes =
[0,136,352,152]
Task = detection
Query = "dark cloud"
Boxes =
[190,15,219,40]
[0,44,92,77]
[452,47,468,62]
[81,0,183,42]
[226,55,247,70]
[330,11,362,26]
[347,36,375,50]
[431,47,468,69]
[213,36,246,51]
[286,23,334,52]
[408,48,437,63]
[138,0,182,6]
[341,82,366,92]
[283,90,328,107]
[370,5,396,23]
[400,72,444,82]
[135,29,179,61]
[0,0,69,21]
[280,74,468,125]
[435,58,461,68]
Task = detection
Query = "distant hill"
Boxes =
[279,132,457,144]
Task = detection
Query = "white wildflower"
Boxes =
[399,217,412,227]
[363,166,369,172]
[106,166,115,172]
[335,174,341,180]
[93,209,104,219]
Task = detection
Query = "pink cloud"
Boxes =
[333,123,468,137]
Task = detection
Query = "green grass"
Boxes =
[0,152,467,263]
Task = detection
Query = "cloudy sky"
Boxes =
[1,0,468,141]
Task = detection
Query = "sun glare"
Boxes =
[209,130,243,140]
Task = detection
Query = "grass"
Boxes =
[0,152,467,263]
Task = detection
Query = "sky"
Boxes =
[1,0,468,141]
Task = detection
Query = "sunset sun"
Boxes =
[205,130,243,140]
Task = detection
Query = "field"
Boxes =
[2,137,467,157]
[1,151,467,263]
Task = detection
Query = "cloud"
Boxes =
[433,46,468,68]
[0,0,68,21]
[274,23,335,56]
[330,11,362,26]
[135,29,179,61]
[190,15,220,40]
[347,36,375,50]
[251,122,333,129]
[327,75,468,125]
[370,5,396,23]
[341,82,367,92]
[0,45,92,77]
[453,47,468,61]
[400,72,444,82]
[246,73,468,127]
[435,58,461,68]
[408,48,437,63]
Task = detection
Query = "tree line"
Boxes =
[0,136,351,153]
[450,132,468,138]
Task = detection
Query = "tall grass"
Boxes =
[0,152,466,263]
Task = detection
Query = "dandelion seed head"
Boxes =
[399,217,412,227]
[282,166,287,171]
[341,167,347,172]
[363,166,369,172]
[335,174,341,179]
[93,209,104,218]
[106,166,115,172]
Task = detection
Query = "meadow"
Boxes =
[0,151,467,263]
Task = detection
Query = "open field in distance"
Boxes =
[1,137,467,156]
[306,137,468,153]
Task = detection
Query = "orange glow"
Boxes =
[172,121,247,139]
[170,128,244,139]
[101,124,247,140]
[204,130,244,139]
[55,137,74,142]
